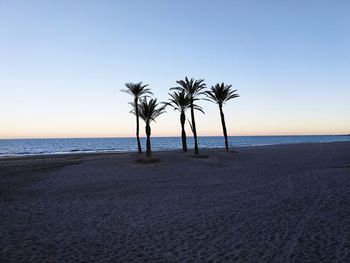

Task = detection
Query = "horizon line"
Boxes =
[0,133,348,140]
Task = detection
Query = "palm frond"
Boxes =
[171,76,207,100]
[137,97,166,123]
[166,90,205,114]
[165,91,190,113]
[193,105,205,114]
[205,82,239,105]
[121,82,153,98]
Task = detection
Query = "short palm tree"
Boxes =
[164,91,204,152]
[171,77,206,154]
[205,83,239,150]
[135,98,166,158]
[121,82,152,153]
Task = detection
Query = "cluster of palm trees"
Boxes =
[121,77,239,158]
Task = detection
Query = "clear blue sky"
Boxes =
[1,0,349,138]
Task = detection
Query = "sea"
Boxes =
[0,135,349,158]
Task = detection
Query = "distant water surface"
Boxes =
[0,135,349,157]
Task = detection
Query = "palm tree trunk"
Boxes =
[145,122,152,158]
[219,104,229,150]
[190,100,199,154]
[135,98,142,153]
[180,112,187,152]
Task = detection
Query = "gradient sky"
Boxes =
[1,0,349,139]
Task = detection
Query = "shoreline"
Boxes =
[1,140,349,160]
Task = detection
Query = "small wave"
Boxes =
[68,148,114,153]
[15,151,32,155]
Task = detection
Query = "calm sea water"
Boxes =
[0,135,349,157]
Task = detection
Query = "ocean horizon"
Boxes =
[1,135,349,158]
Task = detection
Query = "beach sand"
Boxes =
[1,142,350,262]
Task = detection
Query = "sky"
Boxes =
[0,0,349,139]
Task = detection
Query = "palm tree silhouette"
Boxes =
[205,83,239,150]
[164,91,204,152]
[134,98,166,158]
[121,82,152,153]
[172,77,206,154]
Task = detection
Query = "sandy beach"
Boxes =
[1,142,350,262]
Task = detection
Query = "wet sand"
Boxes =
[1,142,350,262]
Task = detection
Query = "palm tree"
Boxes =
[171,77,206,154]
[164,91,204,152]
[135,97,166,158]
[205,83,239,150]
[121,82,152,153]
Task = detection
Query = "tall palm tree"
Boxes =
[135,98,166,158]
[121,82,152,153]
[205,83,239,150]
[171,77,206,154]
[164,91,204,152]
